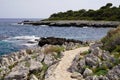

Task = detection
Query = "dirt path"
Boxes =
[45,47,89,80]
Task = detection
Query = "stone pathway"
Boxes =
[45,47,89,80]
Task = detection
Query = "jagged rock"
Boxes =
[38,37,82,47]
[107,64,120,80]
[71,72,84,80]
[91,47,102,57]
[1,57,10,66]
[69,53,86,74]
[5,66,29,80]
[29,60,43,72]
[36,53,45,62]
[44,54,56,66]
[89,42,103,50]
[101,52,112,61]
[85,54,100,67]
[83,68,93,78]
[85,75,99,80]
[98,75,109,80]
[45,62,59,79]
[77,59,86,73]
[30,74,38,80]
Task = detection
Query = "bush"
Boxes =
[42,45,65,54]
[94,69,108,76]
[101,25,120,52]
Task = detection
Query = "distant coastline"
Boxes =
[19,20,120,27]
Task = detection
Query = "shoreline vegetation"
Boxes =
[19,3,120,27]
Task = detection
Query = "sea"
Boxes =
[0,18,112,55]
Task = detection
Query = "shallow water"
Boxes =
[0,18,112,55]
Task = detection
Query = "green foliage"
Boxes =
[43,45,65,54]
[113,45,120,52]
[111,52,120,58]
[8,62,18,70]
[53,52,61,59]
[113,58,120,66]
[94,69,108,76]
[0,69,2,73]
[25,61,30,67]
[101,26,120,52]
[45,3,120,21]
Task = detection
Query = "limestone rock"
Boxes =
[83,68,93,77]
[85,54,100,67]
[107,64,120,80]
[71,72,84,80]
[5,66,29,80]
[29,60,43,72]
[44,54,56,66]
[30,74,38,80]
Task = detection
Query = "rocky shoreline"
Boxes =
[69,42,120,80]
[19,20,120,27]
[0,37,84,80]
[0,36,120,80]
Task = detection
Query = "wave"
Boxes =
[3,35,40,47]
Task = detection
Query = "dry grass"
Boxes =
[41,45,65,54]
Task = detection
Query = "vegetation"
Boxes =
[101,25,120,52]
[94,69,108,76]
[43,45,65,54]
[45,3,120,21]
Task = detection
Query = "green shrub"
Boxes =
[101,26,120,52]
[25,61,30,67]
[43,45,65,54]
[113,45,120,52]
[8,62,18,70]
[0,69,2,73]
[94,69,108,76]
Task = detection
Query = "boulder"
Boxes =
[83,68,93,78]
[71,72,84,80]
[29,60,43,72]
[36,53,45,62]
[38,37,82,47]
[44,54,56,66]
[5,66,29,80]
[45,63,59,79]
[85,54,100,67]
[107,64,120,80]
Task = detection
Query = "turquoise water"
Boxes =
[0,19,112,55]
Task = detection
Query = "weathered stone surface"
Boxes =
[38,37,82,47]
[30,74,38,80]
[5,66,29,80]
[83,68,93,78]
[85,75,99,80]
[44,54,56,66]
[98,75,109,80]
[29,60,43,72]
[85,54,100,67]
[36,53,45,62]
[45,62,59,79]
[107,64,120,80]
[71,72,84,80]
